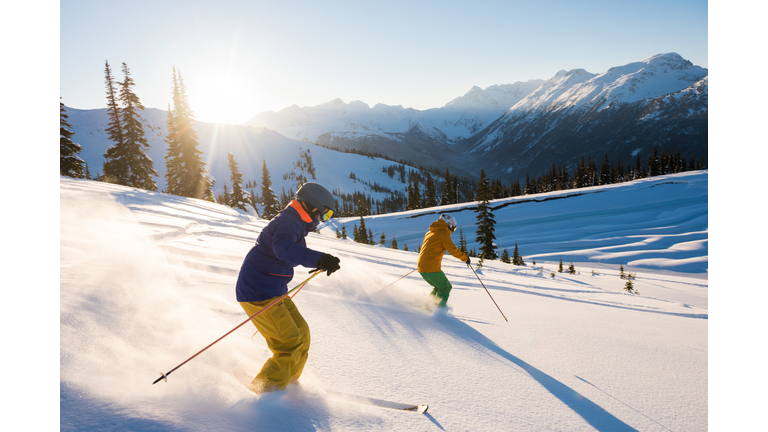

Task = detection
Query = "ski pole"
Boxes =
[153,270,323,385]
[467,263,508,322]
[378,269,417,291]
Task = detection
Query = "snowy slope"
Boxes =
[60,171,707,431]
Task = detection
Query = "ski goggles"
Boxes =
[320,207,334,222]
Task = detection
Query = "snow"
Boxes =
[59,171,708,431]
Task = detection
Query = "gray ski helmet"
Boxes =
[296,182,335,214]
[439,214,457,232]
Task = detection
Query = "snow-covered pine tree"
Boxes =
[260,159,280,219]
[227,152,249,211]
[475,169,497,261]
[60,100,84,178]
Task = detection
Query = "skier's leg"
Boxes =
[282,297,311,382]
[240,298,306,393]
[420,271,453,307]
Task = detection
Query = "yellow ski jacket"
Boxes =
[417,219,468,273]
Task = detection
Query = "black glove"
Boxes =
[312,253,340,276]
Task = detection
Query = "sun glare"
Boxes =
[187,73,251,125]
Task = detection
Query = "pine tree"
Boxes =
[391,236,399,250]
[164,68,209,198]
[379,231,386,246]
[599,153,611,186]
[619,264,626,279]
[500,249,511,264]
[425,176,438,207]
[407,175,422,210]
[475,169,497,261]
[355,217,369,244]
[102,60,125,184]
[512,242,525,266]
[104,62,157,190]
[164,103,182,192]
[440,168,453,205]
[60,100,84,178]
[260,160,280,219]
[458,226,468,255]
[568,263,576,274]
[227,152,249,211]
[624,274,638,294]
[219,183,231,205]
[368,229,375,245]
[558,258,564,273]
[341,224,347,239]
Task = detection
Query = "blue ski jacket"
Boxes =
[236,200,324,302]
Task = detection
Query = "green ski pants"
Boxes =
[420,271,453,307]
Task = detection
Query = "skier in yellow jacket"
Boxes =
[417,214,470,308]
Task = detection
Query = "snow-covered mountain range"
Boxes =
[244,80,545,144]
[245,53,708,181]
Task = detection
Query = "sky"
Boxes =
[59,0,708,125]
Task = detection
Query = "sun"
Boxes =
[187,69,257,125]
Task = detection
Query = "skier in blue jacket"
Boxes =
[236,182,340,393]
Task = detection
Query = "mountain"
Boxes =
[244,81,544,176]
[461,53,708,180]
[244,53,707,182]
[245,81,544,143]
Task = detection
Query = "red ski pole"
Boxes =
[153,270,323,384]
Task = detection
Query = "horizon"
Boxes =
[60,0,707,125]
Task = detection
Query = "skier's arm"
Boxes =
[442,232,468,263]
[271,223,323,268]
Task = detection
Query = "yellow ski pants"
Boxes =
[239,296,310,393]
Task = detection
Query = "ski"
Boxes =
[323,390,428,413]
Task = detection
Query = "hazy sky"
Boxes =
[60,0,708,124]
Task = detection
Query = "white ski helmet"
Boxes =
[439,214,458,232]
